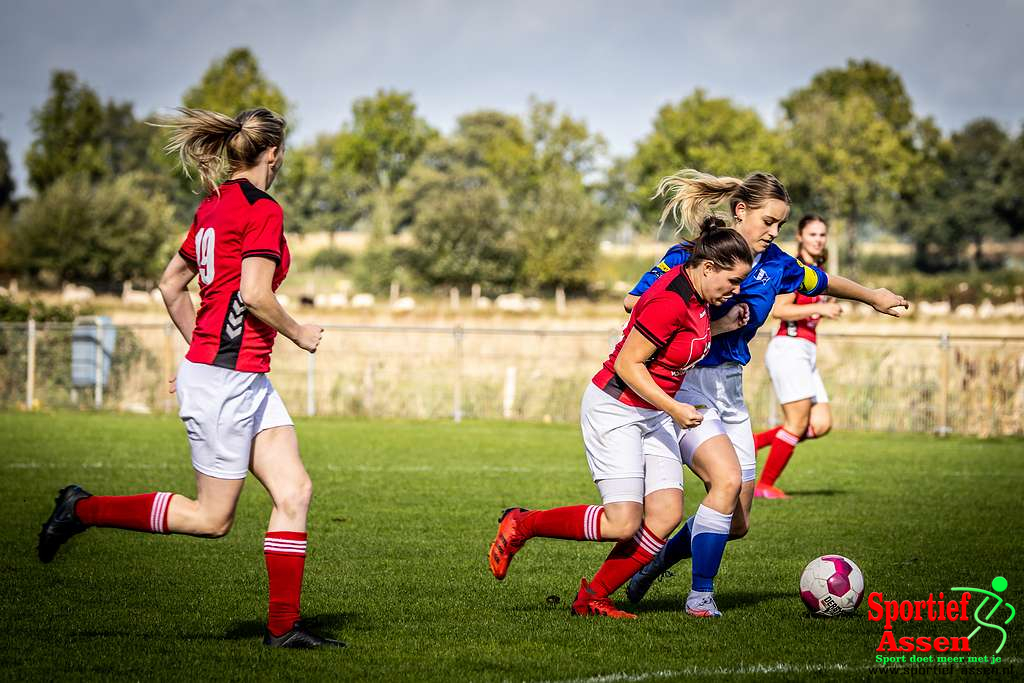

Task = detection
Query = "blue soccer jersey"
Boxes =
[629,242,828,366]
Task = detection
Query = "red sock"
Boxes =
[754,425,782,451]
[519,505,603,541]
[75,492,173,533]
[759,428,801,486]
[264,531,307,637]
[590,524,665,598]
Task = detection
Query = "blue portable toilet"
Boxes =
[72,316,117,387]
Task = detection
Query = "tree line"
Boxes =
[0,48,1021,294]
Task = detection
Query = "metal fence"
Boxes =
[1,321,1022,436]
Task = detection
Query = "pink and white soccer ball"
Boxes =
[800,555,865,616]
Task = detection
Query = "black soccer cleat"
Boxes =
[37,484,92,563]
[263,620,346,649]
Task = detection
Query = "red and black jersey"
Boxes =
[592,266,711,409]
[775,291,821,344]
[177,178,291,373]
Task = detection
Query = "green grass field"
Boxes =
[1,413,1021,681]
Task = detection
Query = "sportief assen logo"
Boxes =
[871,576,1015,666]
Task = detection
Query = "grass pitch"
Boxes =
[1,413,1021,681]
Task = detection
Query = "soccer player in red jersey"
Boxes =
[488,226,753,619]
[754,215,839,499]
[36,107,342,648]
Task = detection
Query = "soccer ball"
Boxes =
[800,555,864,617]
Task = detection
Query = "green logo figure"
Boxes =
[952,576,1015,654]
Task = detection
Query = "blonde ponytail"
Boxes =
[654,168,791,237]
[153,107,286,194]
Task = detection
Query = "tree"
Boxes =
[404,163,519,290]
[396,99,608,292]
[779,61,922,269]
[781,59,915,135]
[25,71,160,193]
[995,127,1024,240]
[0,136,14,208]
[330,90,436,237]
[629,89,781,227]
[10,173,176,287]
[896,119,1011,270]
[274,135,372,236]
[517,170,602,291]
[182,47,290,119]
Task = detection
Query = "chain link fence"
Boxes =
[1,321,1022,436]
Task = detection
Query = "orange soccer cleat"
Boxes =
[754,483,790,499]
[488,507,529,580]
[571,578,638,619]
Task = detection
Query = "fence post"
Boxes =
[26,318,36,411]
[503,366,517,419]
[306,352,316,417]
[453,325,464,423]
[94,318,103,410]
[937,331,951,436]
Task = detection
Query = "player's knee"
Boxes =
[711,472,742,501]
[643,499,683,533]
[785,414,810,437]
[730,520,750,540]
[199,514,234,538]
[276,476,313,518]
[811,419,832,438]
[602,514,642,542]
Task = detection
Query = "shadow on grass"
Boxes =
[781,489,846,497]
[634,589,791,613]
[224,613,359,640]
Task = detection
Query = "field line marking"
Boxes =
[535,657,1023,682]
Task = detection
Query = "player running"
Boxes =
[625,170,907,616]
[753,214,839,499]
[488,226,754,619]
[36,107,343,648]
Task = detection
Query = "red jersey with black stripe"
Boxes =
[177,178,290,373]
[592,266,711,409]
[775,291,821,344]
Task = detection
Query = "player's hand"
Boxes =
[296,324,324,353]
[818,302,843,319]
[871,288,910,317]
[719,303,750,332]
[168,376,176,395]
[670,402,704,429]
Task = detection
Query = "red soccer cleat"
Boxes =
[754,483,790,499]
[488,507,529,580]
[571,578,638,619]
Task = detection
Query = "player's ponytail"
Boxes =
[655,169,791,237]
[154,107,286,194]
[688,225,753,272]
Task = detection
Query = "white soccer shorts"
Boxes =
[764,336,830,405]
[176,359,293,479]
[580,382,684,504]
[674,364,757,483]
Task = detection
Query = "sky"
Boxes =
[2,0,1022,194]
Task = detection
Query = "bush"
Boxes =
[9,173,177,289]
[308,248,353,271]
